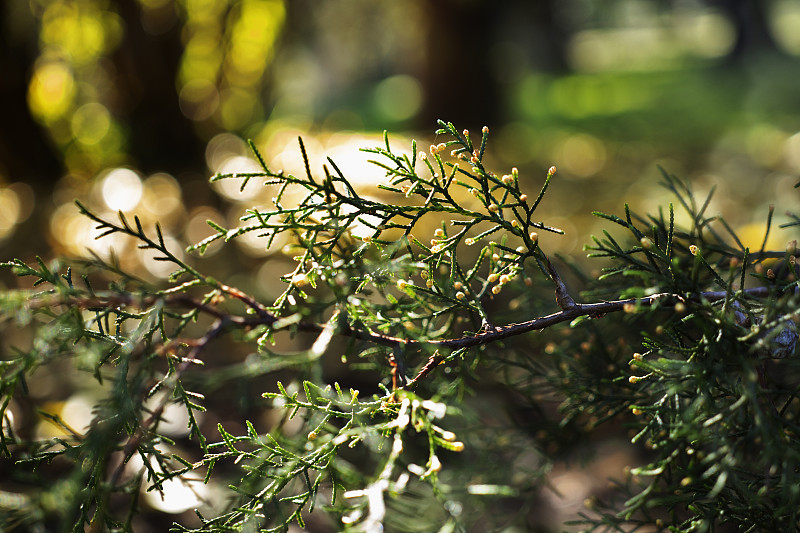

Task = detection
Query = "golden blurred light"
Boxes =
[0,187,22,240]
[225,0,285,86]
[206,132,248,170]
[219,87,258,130]
[35,395,94,440]
[100,168,143,211]
[557,133,607,178]
[27,59,76,123]
[736,221,791,253]
[142,173,183,219]
[372,74,423,122]
[71,102,111,145]
[178,78,220,121]
[41,3,107,65]
[325,133,393,186]
[212,155,263,200]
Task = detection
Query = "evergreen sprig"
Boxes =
[0,121,798,532]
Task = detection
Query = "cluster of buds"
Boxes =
[429,142,447,155]
[487,264,521,295]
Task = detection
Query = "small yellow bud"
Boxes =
[502,174,514,184]
[430,455,442,472]
[431,245,442,253]
[548,165,557,176]
[421,270,429,279]
[640,237,652,249]
[426,279,434,288]
[492,253,500,262]
[491,284,502,295]
[437,143,446,152]
[450,441,465,452]
[674,302,686,314]
[633,352,643,361]
[499,274,510,284]
[462,129,469,138]
[453,281,463,290]
[689,244,699,255]
[307,431,318,440]
[362,235,372,243]
[419,151,427,160]
[767,268,775,279]
[465,237,475,246]
[434,228,444,237]
[529,232,538,242]
[516,246,525,253]
[397,280,409,290]
[470,188,479,197]
[455,291,465,300]
[488,204,500,213]
[519,194,528,202]
[482,125,489,134]
[631,408,643,415]
[429,144,438,155]
[628,376,640,384]
[487,273,498,283]
[511,219,520,228]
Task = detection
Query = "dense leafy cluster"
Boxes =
[0,121,798,532]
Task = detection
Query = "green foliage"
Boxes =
[1,121,799,532]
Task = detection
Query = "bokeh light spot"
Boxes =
[0,187,22,239]
[179,78,220,121]
[557,134,607,178]
[373,75,423,122]
[27,60,76,123]
[142,173,183,219]
[71,102,111,146]
[772,0,800,55]
[101,168,143,211]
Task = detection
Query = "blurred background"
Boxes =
[1,0,800,529]
[2,0,800,273]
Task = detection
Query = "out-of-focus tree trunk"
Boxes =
[0,6,64,187]
[418,0,570,129]
[112,0,208,175]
